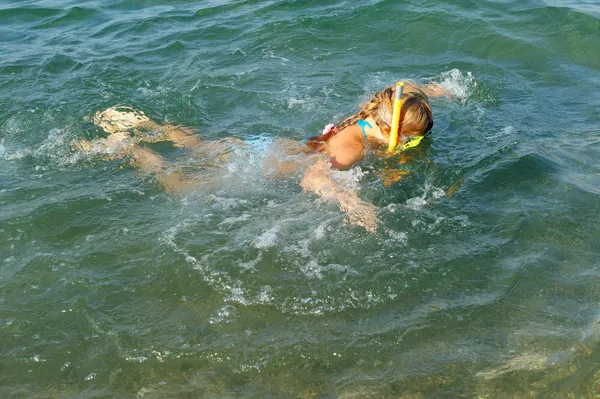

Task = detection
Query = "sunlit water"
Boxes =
[1,0,599,397]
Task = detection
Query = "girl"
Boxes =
[75,81,449,230]
[301,81,448,230]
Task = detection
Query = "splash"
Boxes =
[404,181,446,211]
[437,69,478,103]
[0,139,29,161]
[330,166,365,192]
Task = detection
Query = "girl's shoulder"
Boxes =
[328,123,363,147]
[306,121,364,154]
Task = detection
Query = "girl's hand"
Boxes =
[421,83,452,99]
[344,200,379,232]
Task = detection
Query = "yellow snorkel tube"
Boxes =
[387,81,426,152]
[388,82,404,152]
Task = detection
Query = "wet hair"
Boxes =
[307,81,433,150]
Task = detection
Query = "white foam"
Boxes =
[208,305,239,325]
[163,221,251,306]
[33,128,71,160]
[208,194,249,211]
[262,49,290,64]
[485,125,517,141]
[300,260,324,280]
[386,229,408,246]
[313,221,328,239]
[330,166,365,191]
[136,83,169,98]
[125,356,148,363]
[406,196,428,211]
[287,98,307,108]
[238,252,262,271]
[405,182,446,211]
[0,139,29,161]
[454,215,471,227]
[438,69,477,102]
[219,213,251,226]
[323,263,358,277]
[233,47,247,56]
[280,79,321,112]
[223,285,248,304]
[253,225,279,248]
[256,285,273,303]
[431,187,445,199]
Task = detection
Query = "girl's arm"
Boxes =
[128,146,197,193]
[421,82,451,99]
[301,147,378,232]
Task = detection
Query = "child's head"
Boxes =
[339,81,433,140]
[306,82,434,152]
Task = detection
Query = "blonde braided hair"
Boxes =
[337,81,433,137]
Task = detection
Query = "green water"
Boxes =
[1,0,600,397]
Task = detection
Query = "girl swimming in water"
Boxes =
[300,81,448,230]
[75,81,449,230]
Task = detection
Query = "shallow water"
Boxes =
[1,0,600,397]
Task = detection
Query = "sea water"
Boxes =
[1,0,599,397]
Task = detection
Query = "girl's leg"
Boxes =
[73,107,153,157]
[93,106,203,148]
[128,146,197,193]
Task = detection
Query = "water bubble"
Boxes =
[208,305,239,324]
[125,356,148,363]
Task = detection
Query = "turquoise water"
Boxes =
[1,0,599,397]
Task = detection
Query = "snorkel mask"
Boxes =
[387,82,425,152]
[401,134,424,150]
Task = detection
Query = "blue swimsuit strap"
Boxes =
[357,119,372,142]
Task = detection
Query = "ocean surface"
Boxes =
[1,0,599,397]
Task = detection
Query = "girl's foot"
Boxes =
[72,131,133,157]
[93,106,200,147]
[93,106,150,134]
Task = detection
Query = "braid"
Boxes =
[336,88,391,132]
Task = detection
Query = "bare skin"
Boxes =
[260,138,319,178]
[421,82,452,99]
[300,117,384,232]
[74,106,203,192]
